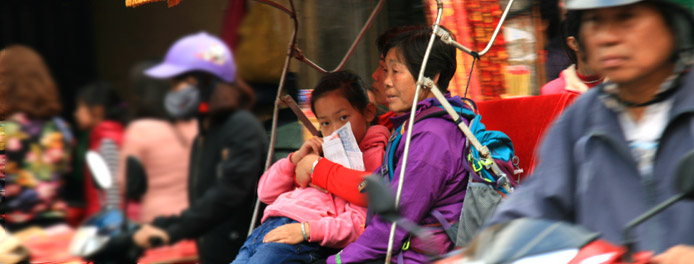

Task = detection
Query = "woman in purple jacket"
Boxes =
[295,27,470,263]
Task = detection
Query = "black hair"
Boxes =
[128,61,171,121]
[77,81,127,124]
[310,71,370,116]
[377,25,430,54]
[562,11,582,64]
[382,26,457,92]
[540,0,562,40]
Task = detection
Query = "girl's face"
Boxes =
[383,47,418,114]
[313,90,375,143]
[581,3,675,85]
[74,101,101,130]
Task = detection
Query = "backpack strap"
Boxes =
[383,105,473,181]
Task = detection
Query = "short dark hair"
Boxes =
[562,11,582,64]
[383,26,457,92]
[310,71,370,116]
[77,81,127,124]
[377,25,430,54]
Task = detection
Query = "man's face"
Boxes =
[370,55,388,106]
[581,3,675,85]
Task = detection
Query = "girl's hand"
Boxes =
[263,223,308,244]
[290,137,323,165]
[295,154,320,188]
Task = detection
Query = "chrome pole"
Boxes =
[247,0,298,237]
[384,0,444,262]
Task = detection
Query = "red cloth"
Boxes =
[476,94,579,181]
[84,121,124,218]
[221,0,247,50]
[312,159,370,207]
[377,111,396,131]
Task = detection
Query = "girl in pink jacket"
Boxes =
[232,71,389,263]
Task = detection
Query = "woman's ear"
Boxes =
[567,36,579,52]
[364,102,377,124]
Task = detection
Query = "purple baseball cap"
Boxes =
[146,32,236,83]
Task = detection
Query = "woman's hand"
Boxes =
[651,245,694,264]
[290,137,323,165]
[263,223,309,245]
[133,224,170,249]
[295,154,320,188]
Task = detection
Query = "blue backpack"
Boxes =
[382,100,519,250]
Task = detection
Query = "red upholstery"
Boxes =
[476,93,579,182]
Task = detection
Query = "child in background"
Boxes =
[232,71,389,264]
[74,82,130,219]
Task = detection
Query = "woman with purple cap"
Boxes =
[132,32,268,264]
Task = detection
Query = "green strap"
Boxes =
[335,252,342,264]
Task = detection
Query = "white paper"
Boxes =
[321,122,365,170]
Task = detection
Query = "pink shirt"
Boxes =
[258,125,389,248]
[117,119,197,223]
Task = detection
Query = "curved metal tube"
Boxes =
[433,0,516,57]
[291,0,386,73]
[478,0,515,56]
[384,1,444,262]
[248,0,299,237]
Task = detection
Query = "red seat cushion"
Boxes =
[476,94,578,182]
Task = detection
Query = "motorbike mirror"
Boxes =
[86,151,113,190]
[674,150,694,199]
[361,175,398,222]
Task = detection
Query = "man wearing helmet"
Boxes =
[488,0,694,262]
[131,32,268,263]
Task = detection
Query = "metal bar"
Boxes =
[253,0,293,16]
[433,0,516,57]
[247,0,299,237]
[290,0,385,73]
[426,79,512,193]
[330,0,386,72]
[478,0,515,56]
[280,95,320,136]
[384,0,444,262]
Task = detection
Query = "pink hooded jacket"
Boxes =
[257,125,389,248]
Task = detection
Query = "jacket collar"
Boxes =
[390,93,465,128]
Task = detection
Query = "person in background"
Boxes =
[74,81,128,219]
[131,32,267,264]
[0,45,73,231]
[541,0,573,81]
[116,61,197,223]
[541,10,604,95]
[488,0,694,263]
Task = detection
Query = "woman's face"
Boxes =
[74,102,98,130]
[580,3,675,85]
[383,47,418,114]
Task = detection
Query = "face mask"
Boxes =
[164,84,200,119]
